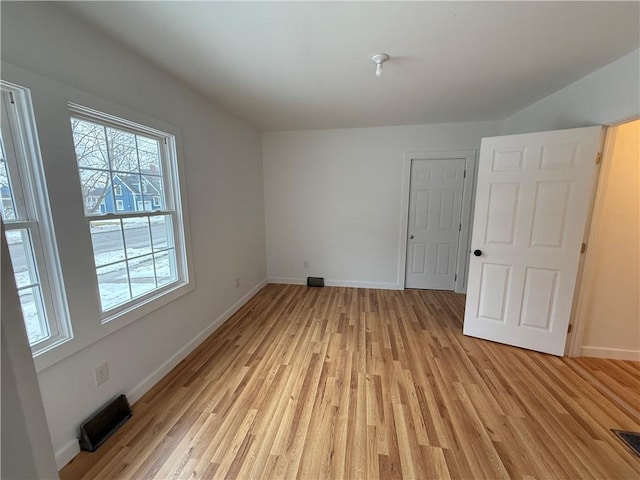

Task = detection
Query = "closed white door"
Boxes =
[405,159,465,290]
[463,126,603,356]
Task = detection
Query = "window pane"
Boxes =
[155,249,177,287]
[0,157,17,221]
[90,219,125,267]
[6,228,39,288]
[18,286,50,345]
[128,254,156,298]
[150,214,173,251]
[107,128,139,173]
[71,118,109,170]
[122,216,151,259]
[141,175,165,211]
[79,168,110,215]
[137,136,162,175]
[96,261,131,311]
[136,135,159,155]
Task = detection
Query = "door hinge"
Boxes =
[454,274,457,281]
[459,223,462,232]
[8,91,15,104]
[581,243,587,254]
[595,152,602,165]
[568,324,573,334]
[463,170,467,178]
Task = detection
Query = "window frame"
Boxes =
[68,103,190,324]
[1,82,72,355]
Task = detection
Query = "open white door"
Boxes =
[463,126,603,356]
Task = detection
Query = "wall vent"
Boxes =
[307,277,325,287]
[79,394,132,452]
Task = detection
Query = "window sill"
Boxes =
[32,280,195,373]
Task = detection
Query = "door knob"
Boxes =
[473,249,482,257]
[409,234,414,239]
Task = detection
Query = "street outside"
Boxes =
[6,216,176,344]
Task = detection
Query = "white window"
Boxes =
[1,82,71,352]
[153,196,160,207]
[116,199,124,211]
[114,184,122,196]
[70,105,189,319]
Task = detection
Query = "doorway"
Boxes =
[569,118,640,360]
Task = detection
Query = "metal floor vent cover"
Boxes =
[79,394,132,452]
[612,429,640,457]
[307,276,324,287]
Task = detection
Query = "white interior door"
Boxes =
[463,126,603,356]
[405,159,465,290]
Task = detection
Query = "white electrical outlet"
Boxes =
[235,277,240,288]
[303,261,310,269]
[95,361,109,386]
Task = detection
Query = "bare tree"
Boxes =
[71,118,161,214]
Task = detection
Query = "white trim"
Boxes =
[54,278,268,470]
[398,150,477,293]
[268,277,401,290]
[127,278,267,403]
[579,346,640,361]
[1,82,73,354]
[567,127,611,356]
[55,440,80,471]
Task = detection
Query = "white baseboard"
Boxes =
[268,277,401,290]
[54,279,267,470]
[127,279,267,404]
[580,346,640,361]
[55,439,81,471]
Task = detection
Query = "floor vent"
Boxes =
[307,276,325,287]
[612,430,640,457]
[79,394,132,452]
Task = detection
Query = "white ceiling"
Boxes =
[61,2,639,132]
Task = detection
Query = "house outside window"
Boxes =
[114,184,122,196]
[70,105,189,318]
[1,82,71,352]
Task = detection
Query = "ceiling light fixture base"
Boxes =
[371,53,390,77]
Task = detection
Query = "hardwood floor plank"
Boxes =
[60,284,640,480]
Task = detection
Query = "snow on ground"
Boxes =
[5,217,175,344]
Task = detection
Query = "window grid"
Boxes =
[1,84,70,351]
[71,107,184,317]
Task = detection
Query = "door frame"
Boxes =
[566,116,640,357]
[398,150,476,293]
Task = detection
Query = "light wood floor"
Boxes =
[61,284,640,479]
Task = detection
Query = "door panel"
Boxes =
[463,126,603,356]
[406,159,465,290]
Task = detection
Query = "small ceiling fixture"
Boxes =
[371,53,390,77]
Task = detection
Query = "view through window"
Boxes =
[70,110,185,315]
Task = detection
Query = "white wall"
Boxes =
[578,120,640,360]
[263,121,500,289]
[502,49,640,134]
[2,226,59,480]
[1,2,266,469]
